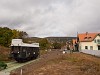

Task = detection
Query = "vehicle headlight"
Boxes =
[33,52,35,54]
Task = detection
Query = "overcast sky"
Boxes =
[0,0,100,37]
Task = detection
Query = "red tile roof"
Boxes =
[78,32,100,42]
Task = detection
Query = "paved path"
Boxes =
[0,58,40,75]
[0,72,10,75]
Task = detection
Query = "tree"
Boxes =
[52,42,61,49]
[0,27,28,47]
[12,29,20,39]
[19,31,28,39]
[39,38,50,50]
[12,30,28,39]
[0,27,13,47]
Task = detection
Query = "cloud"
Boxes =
[0,0,100,37]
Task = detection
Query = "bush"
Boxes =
[0,61,7,70]
[52,42,61,49]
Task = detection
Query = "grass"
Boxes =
[40,50,48,55]
[46,53,100,73]
[0,46,10,62]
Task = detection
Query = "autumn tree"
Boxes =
[0,27,28,47]
[12,30,28,39]
[19,31,28,39]
[39,38,50,50]
[12,29,20,39]
[0,27,13,47]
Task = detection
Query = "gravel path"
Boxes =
[0,72,10,75]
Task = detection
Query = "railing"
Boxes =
[80,49,100,57]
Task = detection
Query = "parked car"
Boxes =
[62,49,67,54]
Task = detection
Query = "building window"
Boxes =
[90,46,93,50]
[97,39,100,44]
[94,40,96,43]
[84,37,87,39]
[85,46,88,49]
[97,39,99,42]
[98,46,100,50]
[88,37,91,39]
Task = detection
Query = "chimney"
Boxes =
[86,32,88,35]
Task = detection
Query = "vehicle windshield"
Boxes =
[11,46,20,53]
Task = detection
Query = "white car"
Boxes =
[62,49,67,54]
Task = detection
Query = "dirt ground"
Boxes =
[10,50,100,75]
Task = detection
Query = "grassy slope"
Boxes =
[0,46,10,61]
[33,53,100,75]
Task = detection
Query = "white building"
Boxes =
[78,32,100,51]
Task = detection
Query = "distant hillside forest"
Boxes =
[0,27,28,47]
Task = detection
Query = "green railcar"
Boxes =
[10,39,40,62]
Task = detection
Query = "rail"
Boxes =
[0,58,40,75]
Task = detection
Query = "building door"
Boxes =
[98,46,100,50]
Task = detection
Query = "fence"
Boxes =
[80,50,100,57]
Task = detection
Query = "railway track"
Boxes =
[0,58,40,75]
